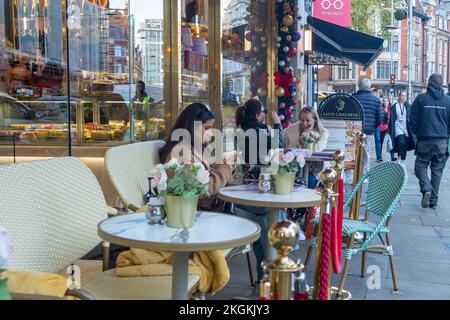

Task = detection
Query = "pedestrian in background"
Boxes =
[380,97,395,161]
[389,91,415,164]
[353,78,383,172]
[410,74,450,209]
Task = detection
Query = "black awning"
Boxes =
[307,16,387,69]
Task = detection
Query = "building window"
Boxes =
[387,34,399,53]
[376,61,398,79]
[335,65,351,80]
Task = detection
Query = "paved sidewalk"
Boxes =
[210,151,450,300]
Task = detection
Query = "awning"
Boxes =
[307,16,388,69]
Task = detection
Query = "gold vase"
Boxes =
[273,172,297,196]
[307,143,317,155]
[165,195,199,228]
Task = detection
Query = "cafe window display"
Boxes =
[0,0,167,161]
[1,0,302,160]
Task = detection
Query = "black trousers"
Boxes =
[395,134,408,161]
[414,140,449,205]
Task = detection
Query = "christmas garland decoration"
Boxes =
[246,1,269,103]
[275,0,301,128]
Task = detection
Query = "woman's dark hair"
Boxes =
[160,103,215,162]
[235,99,264,131]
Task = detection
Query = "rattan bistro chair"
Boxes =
[0,157,200,300]
[305,162,407,296]
[105,141,257,286]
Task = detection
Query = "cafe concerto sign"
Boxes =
[313,0,352,27]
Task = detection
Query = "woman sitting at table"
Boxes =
[285,106,329,189]
[159,102,236,209]
[234,98,285,281]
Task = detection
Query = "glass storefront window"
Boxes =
[0,0,69,162]
[0,0,167,164]
[180,0,209,110]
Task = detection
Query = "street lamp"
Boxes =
[304,25,313,52]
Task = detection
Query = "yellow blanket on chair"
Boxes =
[2,270,68,298]
[115,249,230,295]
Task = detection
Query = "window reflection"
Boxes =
[181,0,209,110]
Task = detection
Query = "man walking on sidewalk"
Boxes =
[410,74,450,209]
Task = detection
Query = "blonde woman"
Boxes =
[285,107,329,189]
[285,107,329,151]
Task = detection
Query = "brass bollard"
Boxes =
[350,133,367,220]
[265,220,303,300]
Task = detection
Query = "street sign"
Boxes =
[318,93,364,180]
[306,52,349,65]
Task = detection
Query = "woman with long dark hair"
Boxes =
[235,98,284,164]
[380,97,395,161]
[160,103,235,198]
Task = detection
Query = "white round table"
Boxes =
[218,185,321,261]
[98,212,260,300]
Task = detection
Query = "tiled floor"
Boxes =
[209,149,450,300]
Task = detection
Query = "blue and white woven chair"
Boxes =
[304,162,408,296]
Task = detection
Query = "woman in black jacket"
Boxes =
[389,91,416,163]
[233,98,284,281]
[235,98,284,164]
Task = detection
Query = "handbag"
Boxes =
[386,134,393,153]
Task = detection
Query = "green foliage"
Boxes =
[351,0,392,40]
[160,164,208,198]
[0,271,11,301]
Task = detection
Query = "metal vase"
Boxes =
[165,195,199,229]
[273,172,296,196]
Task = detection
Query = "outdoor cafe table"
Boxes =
[218,185,321,261]
[97,211,260,300]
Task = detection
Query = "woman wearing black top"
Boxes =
[233,99,284,281]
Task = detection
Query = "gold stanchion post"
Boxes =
[350,133,366,220]
[266,221,303,300]
[312,169,338,300]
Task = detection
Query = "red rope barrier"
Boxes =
[318,211,331,300]
[331,178,344,274]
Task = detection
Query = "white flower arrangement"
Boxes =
[265,149,306,174]
[148,159,210,198]
[299,131,321,146]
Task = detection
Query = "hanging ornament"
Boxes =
[279,60,286,67]
[258,87,268,97]
[257,61,263,67]
[279,114,286,121]
[282,15,294,27]
[276,43,281,48]
[254,46,260,52]
[275,87,285,97]
[249,15,259,26]
[293,32,301,42]
[288,47,298,57]
[276,36,282,42]
[279,102,286,108]
[283,46,290,53]
[261,36,267,42]
[286,35,292,41]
